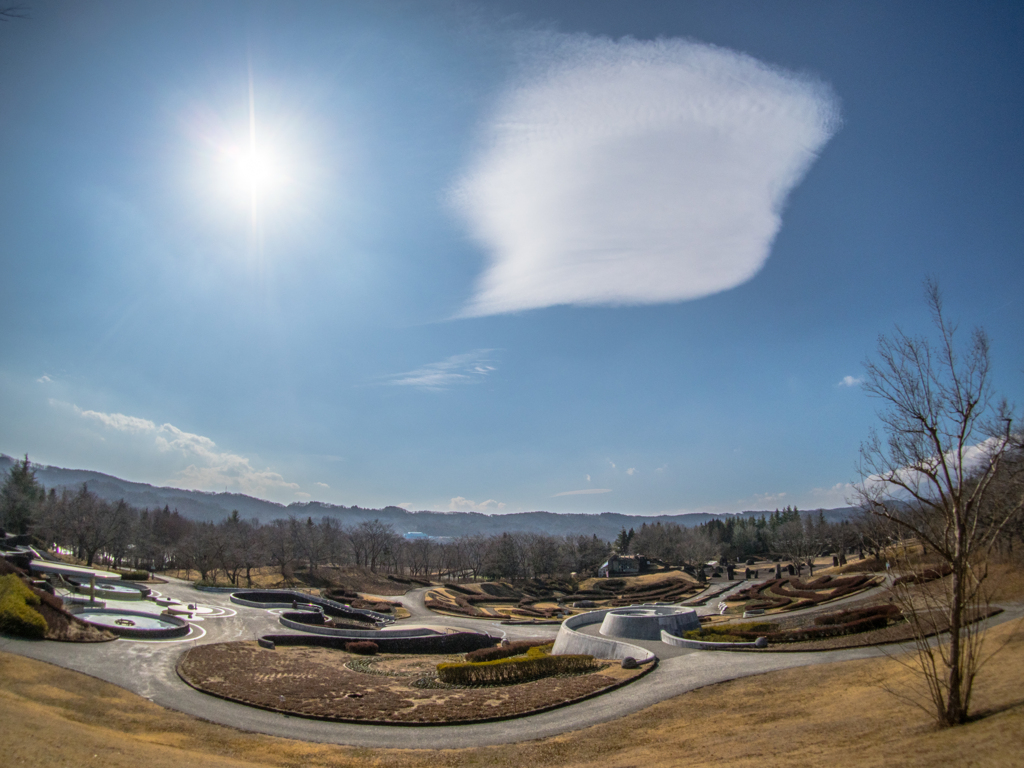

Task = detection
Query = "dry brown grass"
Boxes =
[2,615,1023,768]
[163,565,410,596]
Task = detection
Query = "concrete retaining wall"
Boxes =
[660,630,767,650]
[230,590,393,624]
[551,609,656,662]
[278,614,443,639]
[599,605,700,641]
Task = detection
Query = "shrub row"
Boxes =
[322,587,361,600]
[465,639,547,662]
[442,583,479,596]
[734,574,875,612]
[511,606,559,618]
[349,599,397,613]
[386,575,433,586]
[726,606,899,643]
[814,604,901,626]
[0,573,48,639]
[116,569,149,581]
[424,598,485,617]
[262,631,496,655]
[282,610,328,626]
[478,582,519,598]
[437,649,596,686]
[462,594,521,605]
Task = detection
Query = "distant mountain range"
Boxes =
[0,454,858,541]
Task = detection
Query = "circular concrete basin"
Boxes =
[599,604,701,641]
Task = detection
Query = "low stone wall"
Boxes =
[551,609,656,662]
[660,630,767,650]
[230,590,393,624]
[68,607,191,640]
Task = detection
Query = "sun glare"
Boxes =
[226,145,281,198]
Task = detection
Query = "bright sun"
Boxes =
[227,146,281,199]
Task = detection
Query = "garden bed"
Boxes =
[176,641,648,724]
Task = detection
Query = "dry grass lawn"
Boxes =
[1,616,1022,768]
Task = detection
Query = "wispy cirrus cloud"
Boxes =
[553,488,612,497]
[383,350,496,391]
[453,34,840,317]
[71,404,299,497]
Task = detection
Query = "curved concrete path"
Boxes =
[1,576,1020,749]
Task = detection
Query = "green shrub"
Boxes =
[681,629,749,643]
[0,573,40,605]
[438,645,593,686]
[0,574,47,639]
[116,570,149,581]
[465,639,535,662]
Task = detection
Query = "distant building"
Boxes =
[597,554,647,578]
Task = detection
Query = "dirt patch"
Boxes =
[163,565,412,596]
[177,641,645,723]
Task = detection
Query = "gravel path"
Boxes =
[1,576,1020,749]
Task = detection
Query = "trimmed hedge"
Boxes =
[0,573,48,639]
[424,598,484,617]
[437,647,596,686]
[322,587,361,601]
[344,640,379,655]
[262,631,497,655]
[728,605,900,643]
[465,639,547,662]
[684,622,773,644]
[386,575,433,586]
[443,584,479,596]
[732,574,874,612]
[116,569,149,581]
[814,604,901,626]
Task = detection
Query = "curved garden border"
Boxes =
[175,649,657,727]
[660,630,767,650]
[67,607,190,640]
[230,590,394,624]
[278,611,446,639]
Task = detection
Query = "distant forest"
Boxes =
[2,456,875,585]
[0,454,857,540]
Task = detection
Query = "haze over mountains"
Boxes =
[0,455,857,541]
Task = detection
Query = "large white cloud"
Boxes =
[453,35,840,316]
[73,405,299,497]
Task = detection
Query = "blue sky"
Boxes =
[1,1,1021,515]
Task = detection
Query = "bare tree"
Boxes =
[348,519,399,572]
[856,280,1020,727]
[673,526,721,581]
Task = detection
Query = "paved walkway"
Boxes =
[1,577,1020,749]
